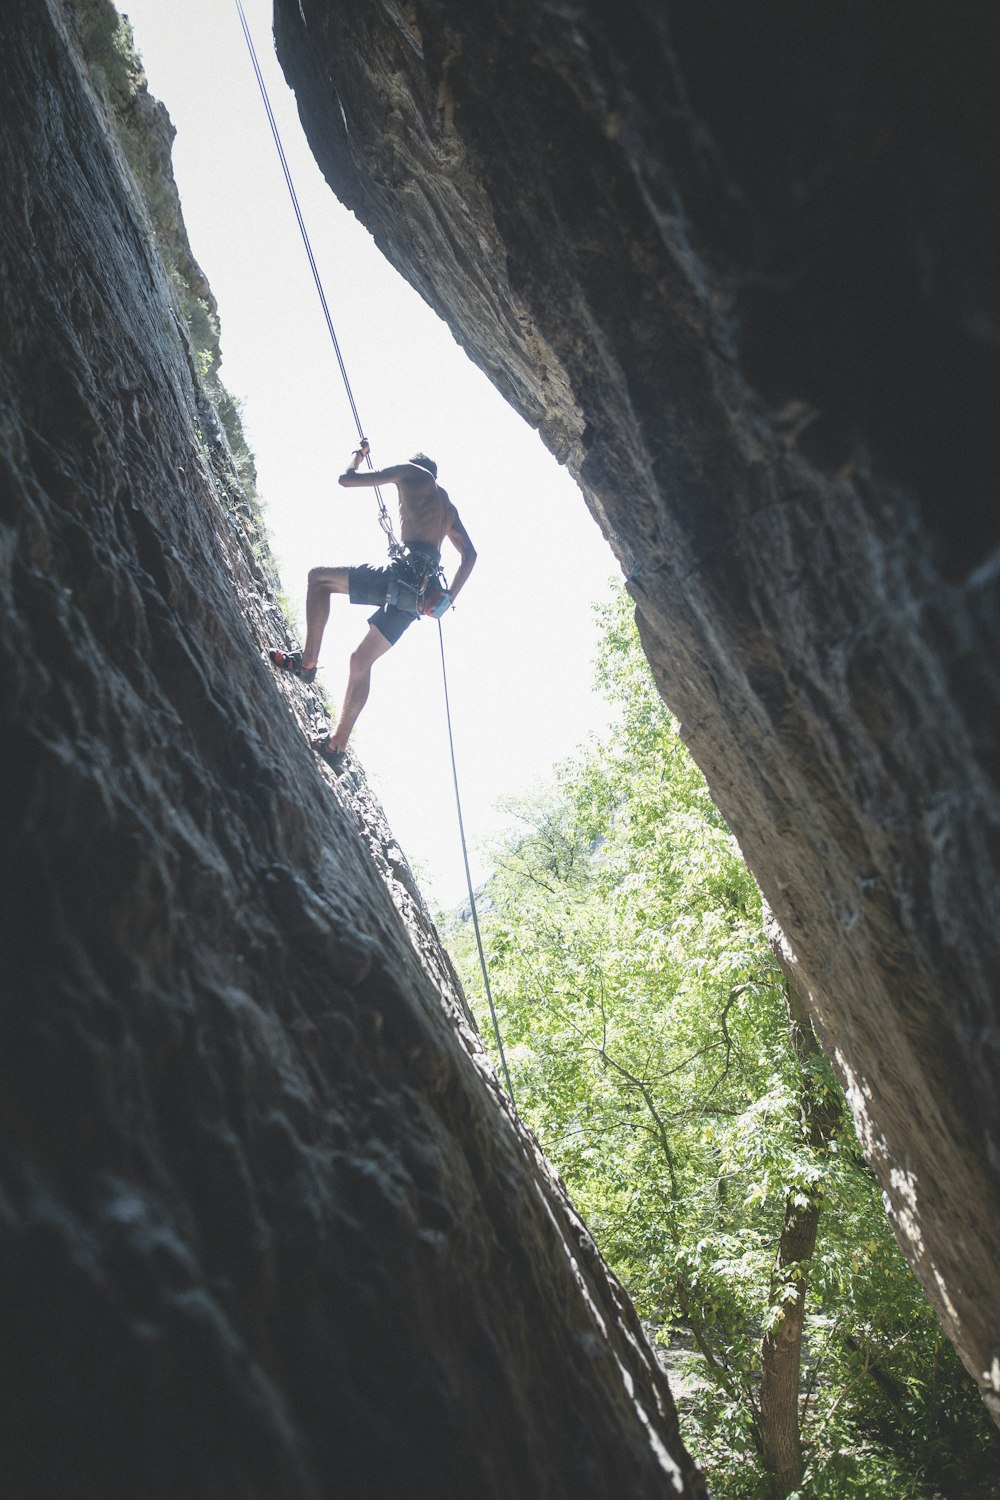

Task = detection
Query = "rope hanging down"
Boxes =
[234,1,517,1113]
[437,622,517,1112]
[234,0,400,557]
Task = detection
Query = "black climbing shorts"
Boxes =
[348,544,441,646]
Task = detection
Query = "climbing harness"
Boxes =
[235,1,517,1114]
[382,542,448,616]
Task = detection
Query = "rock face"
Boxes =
[273,0,1000,1417]
[0,2,709,1494]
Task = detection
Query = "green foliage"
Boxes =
[74,0,145,112]
[447,585,1000,1497]
[72,2,278,590]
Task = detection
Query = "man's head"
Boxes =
[410,452,437,477]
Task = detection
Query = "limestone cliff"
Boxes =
[0,1,708,1493]
[273,0,1000,1418]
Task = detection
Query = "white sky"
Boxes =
[122,0,619,907]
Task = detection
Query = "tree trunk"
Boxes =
[759,1195,822,1496]
[758,980,844,1497]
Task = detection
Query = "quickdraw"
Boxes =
[373,473,407,562]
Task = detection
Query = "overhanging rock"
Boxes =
[274,0,1000,1417]
[0,1,709,1493]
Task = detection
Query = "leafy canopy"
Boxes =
[445,586,1000,1499]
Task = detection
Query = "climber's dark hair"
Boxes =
[410,452,437,477]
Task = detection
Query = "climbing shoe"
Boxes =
[311,737,348,775]
[269,648,316,685]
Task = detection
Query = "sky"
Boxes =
[122,0,619,907]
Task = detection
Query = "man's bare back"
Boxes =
[340,453,476,595]
[393,462,453,547]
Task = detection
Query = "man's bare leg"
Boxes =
[323,624,394,752]
[302,566,349,670]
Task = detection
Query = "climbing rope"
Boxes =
[234,0,517,1113]
[234,0,401,558]
[436,621,518,1113]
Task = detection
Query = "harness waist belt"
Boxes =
[384,543,442,614]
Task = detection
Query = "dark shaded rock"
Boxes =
[0,1,707,1494]
[273,0,1000,1418]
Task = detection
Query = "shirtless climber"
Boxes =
[270,441,477,772]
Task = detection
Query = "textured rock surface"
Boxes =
[273,0,1000,1416]
[0,2,708,1494]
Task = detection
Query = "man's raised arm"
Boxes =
[338,439,404,488]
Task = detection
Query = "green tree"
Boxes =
[446,587,999,1498]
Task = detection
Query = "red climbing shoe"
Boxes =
[311,737,348,775]
[269,648,317,685]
